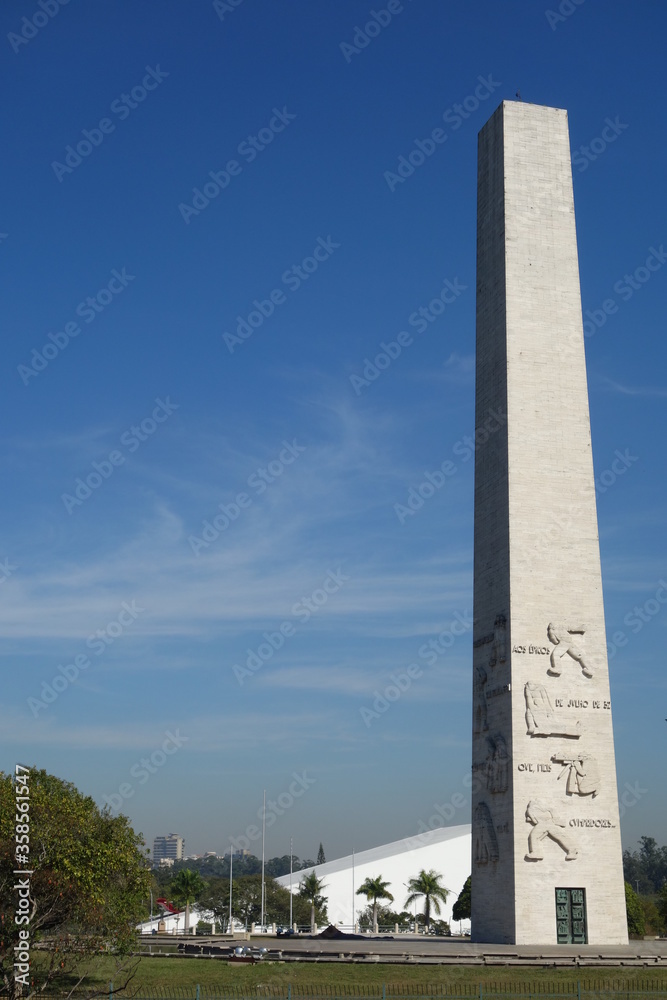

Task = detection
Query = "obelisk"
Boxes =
[471,101,628,945]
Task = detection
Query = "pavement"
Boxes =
[140,934,667,966]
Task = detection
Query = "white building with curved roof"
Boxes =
[276,824,471,932]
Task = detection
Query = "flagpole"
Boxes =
[260,789,266,930]
[289,836,293,928]
[229,844,233,932]
[351,847,355,932]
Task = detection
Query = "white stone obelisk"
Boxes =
[471,101,628,945]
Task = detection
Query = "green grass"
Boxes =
[56,956,667,993]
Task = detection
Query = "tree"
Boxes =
[658,883,667,930]
[0,767,151,1000]
[623,836,667,894]
[265,855,294,878]
[264,854,315,877]
[298,871,327,932]
[637,837,666,889]
[317,843,326,865]
[428,918,451,936]
[169,868,207,933]
[356,875,394,932]
[356,904,412,930]
[158,853,315,880]
[452,875,471,922]
[625,881,645,938]
[640,896,664,937]
[405,869,450,930]
[200,874,316,928]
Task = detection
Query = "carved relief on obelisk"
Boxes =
[524,800,579,862]
[547,624,594,678]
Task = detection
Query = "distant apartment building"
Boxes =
[153,834,184,865]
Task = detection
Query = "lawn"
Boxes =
[59,956,667,994]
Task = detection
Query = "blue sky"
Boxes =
[2,0,665,863]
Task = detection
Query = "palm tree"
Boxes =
[170,868,207,934]
[405,869,449,931]
[356,875,394,933]
[298,871,326,933]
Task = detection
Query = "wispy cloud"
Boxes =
[410,352,475,384]
[0,402,473,647]
[445,352,475,374]
[0,706,360,752]
[261,665,374,695]
[596,375,667,398]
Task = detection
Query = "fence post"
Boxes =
[109,982,113,1000]
[577,983,581,1000]
[479,984,483,1000]
[288,986,291,1000]
[196,986,200,1000]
